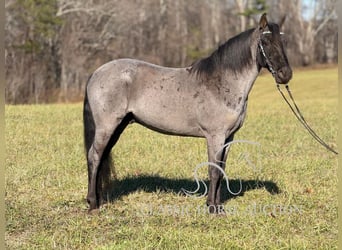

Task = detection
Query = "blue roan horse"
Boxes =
[83,13,292,213]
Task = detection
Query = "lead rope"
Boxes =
[277,84,338,155]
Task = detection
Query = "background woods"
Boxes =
[5,0,337,104]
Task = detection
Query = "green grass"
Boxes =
[6,67,338,249]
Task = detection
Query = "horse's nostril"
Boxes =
[278,67,292,79]
[277,67,292,83]
[278,68,284,78]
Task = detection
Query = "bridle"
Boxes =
[258,30,283,77]
[259,31,338,155]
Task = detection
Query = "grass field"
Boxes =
[6,67,338,249]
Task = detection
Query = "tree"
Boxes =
[5,0,62,103]
[236,0,268,31]
[5,0,338,104]
[267,0,337,66]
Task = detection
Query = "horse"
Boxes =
[83,13,292,213]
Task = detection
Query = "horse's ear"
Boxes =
[259,13,268,31]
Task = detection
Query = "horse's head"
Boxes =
[257,13,292,84]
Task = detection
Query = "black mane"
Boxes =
[190,28,255,77]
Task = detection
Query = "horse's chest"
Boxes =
[219,94,248,132]
[224,108,246,130]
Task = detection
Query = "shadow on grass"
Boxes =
[102,175,280,204]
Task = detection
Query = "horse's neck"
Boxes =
[222,63,260,98]
[221,35,260,98]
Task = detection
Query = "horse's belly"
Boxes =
[130,99,203,137]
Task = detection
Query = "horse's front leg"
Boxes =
[206,134,225,214]
[207,165,224,214]
[206,134,234,214]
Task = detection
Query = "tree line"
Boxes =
[5,0,337,104]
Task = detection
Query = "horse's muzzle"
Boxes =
[275,66,292,84]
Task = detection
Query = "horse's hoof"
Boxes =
[208,205,216,214]
[88,208,100,215]
[86,197,100,212]
[208,204,226,215]
[217,209,226,217]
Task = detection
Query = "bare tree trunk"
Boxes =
[211,0,220,44]
[158,0,168,61]
[235,0,247,31]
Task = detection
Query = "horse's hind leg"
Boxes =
[86,118,125,211]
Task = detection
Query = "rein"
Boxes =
[259,34,338,155]
[276,85,338,155]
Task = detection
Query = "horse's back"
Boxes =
[88,58,185,90]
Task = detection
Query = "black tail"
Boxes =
[83,77,114,204]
